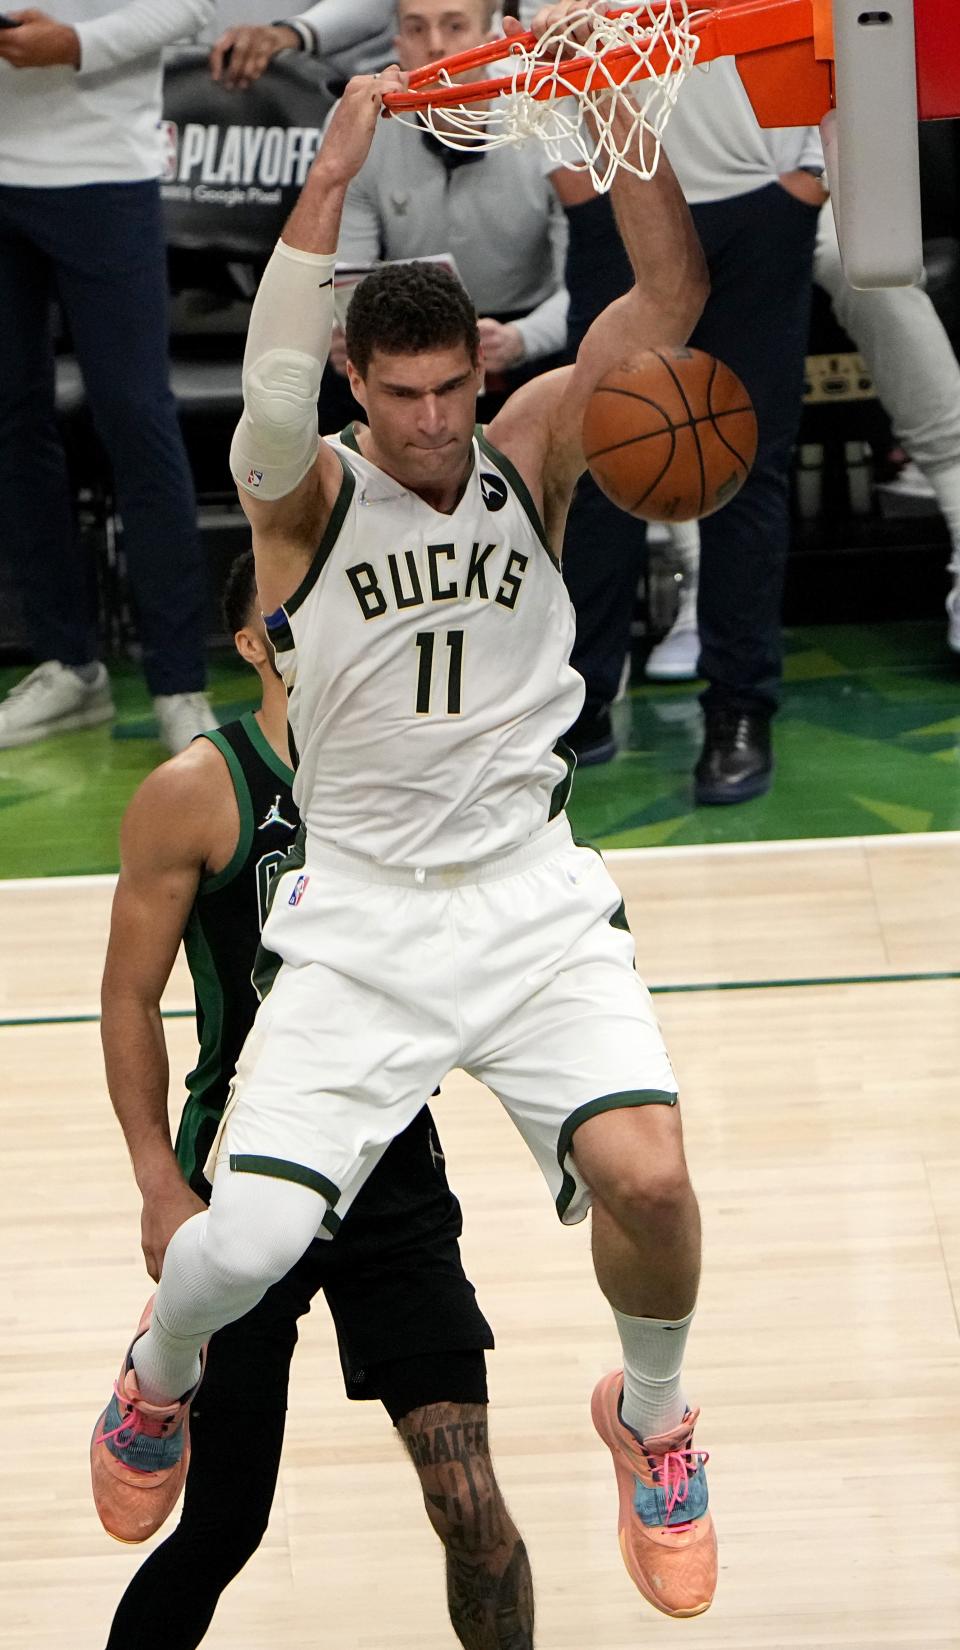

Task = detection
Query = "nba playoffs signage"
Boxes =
[162,119,323,208]
[161,48,334,253]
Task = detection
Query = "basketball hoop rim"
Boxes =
[380,0,823,116]
[384,39,665,111]
[383,2,698,113]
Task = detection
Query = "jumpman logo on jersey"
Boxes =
[258,794,296,831]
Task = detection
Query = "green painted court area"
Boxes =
[0,620,957,879]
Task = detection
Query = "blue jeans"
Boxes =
[0,179,206,695]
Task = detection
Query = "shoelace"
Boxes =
[648,1443,710,1529]
[97,1383,178,1452]
[97,1383,146,1452]
[711,710,753,749]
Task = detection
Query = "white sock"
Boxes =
[921,458,960,566]
[133,1314,204,1406]
[667,519,701,563]
[667,522,699,630]
[613,1306,694,1441]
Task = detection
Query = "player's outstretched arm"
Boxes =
[229,66,407,616]
[489,1,708,540]
[547,139,707,493]
[101,750,226,1279]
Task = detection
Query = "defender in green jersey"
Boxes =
[99,552,532,1650]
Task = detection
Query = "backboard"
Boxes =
[722,0,960,287]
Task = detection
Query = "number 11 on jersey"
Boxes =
[415,630,464,715]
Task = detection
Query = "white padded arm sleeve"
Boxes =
[230,240,337,502]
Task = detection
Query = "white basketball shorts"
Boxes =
[207,814,677,1232]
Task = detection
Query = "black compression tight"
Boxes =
[103,1339,488,1650]
[103,1383,284,1650]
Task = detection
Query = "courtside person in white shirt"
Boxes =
[0,0,219,754]
[209,0,569,413]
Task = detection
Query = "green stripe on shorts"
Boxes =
[229,1154,340,1205]
[555,1090,678,1219]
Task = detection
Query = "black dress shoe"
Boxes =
[694,708,773,805]
[565,705,617,767]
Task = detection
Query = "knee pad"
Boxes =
[230,349,323,502]
[203,1169,321,1292]
[231,238,336,502]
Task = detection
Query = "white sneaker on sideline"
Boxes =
[0,661,114,748]
[876,459,940,521]
[645,585,700,681]
[878,459,936,502]
[153,692,218,754]
[947,581,960,654]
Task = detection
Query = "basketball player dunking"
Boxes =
[92,1,716,1620]
[99,550,532,1649]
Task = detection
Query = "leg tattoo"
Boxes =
[399,1403,534,1650]
[444,1538,534,1650]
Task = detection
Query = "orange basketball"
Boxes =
[582,346,758,522]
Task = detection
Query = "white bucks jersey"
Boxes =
[265,426,585,868]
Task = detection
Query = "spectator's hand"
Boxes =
[478,317,525,374]
[210,23,300,89]
[329,324,348,377]
[0,9,79,67]
[778,168,829,207]
[317,67,408,187]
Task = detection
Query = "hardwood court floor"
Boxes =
[2,836,959,1648]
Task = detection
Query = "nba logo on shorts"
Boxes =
[247,467,264,489]
[161,122,178,182]
[288,873,309,907]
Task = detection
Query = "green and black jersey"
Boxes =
[175,713,298,1198]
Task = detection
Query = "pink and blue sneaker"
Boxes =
[90,1296,204,1543]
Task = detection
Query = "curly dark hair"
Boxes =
[222,547,257,635]
[346,261,480,376]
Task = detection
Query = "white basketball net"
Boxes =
[391,3,702,194]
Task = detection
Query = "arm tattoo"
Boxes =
[399,1404,535,1649]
